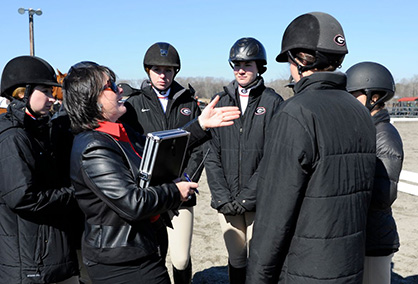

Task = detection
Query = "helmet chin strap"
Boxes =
[365,89,390,112]
[288,50,330,75]
[150,81,170,93]
[238,76,260,89]
[366,100,377,112]
[24,85,40,118]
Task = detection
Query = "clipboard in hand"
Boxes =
[138,129,190,188]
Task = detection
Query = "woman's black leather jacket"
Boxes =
[70,129,182,264]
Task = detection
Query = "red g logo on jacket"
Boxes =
[180,108,192,116]
[255,107,266,115]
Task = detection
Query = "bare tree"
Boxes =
[118,75,418,104]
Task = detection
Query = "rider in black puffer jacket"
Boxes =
[347,61,403,284]
[205,37,283,283]
[367,108,402,255]
[0,56,79,284]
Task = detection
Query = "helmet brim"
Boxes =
[276,51,288,63]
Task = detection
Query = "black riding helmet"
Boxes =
[1,55,61,100]
[229,37,267,74]
[143,42,181,74]
[346,61,395,111]
[276,12,348,74]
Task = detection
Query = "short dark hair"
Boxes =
[63,64,116,134]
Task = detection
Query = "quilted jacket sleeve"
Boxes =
[372,122,404,209]
[0,129,75,215]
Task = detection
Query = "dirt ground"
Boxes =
[165,120,418,283]
[390,120,418,284]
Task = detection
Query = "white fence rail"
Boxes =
[398,170,418,196]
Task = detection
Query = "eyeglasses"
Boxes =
[103,79,119,93]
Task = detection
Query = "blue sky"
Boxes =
[1,0,417,83]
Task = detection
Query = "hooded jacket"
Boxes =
[204,78,283,211]
[121,80,204,206]
[366,108,403,256]
[246,72,376,283]
[0,99,79,284]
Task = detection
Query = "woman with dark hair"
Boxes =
[63,63,239,283]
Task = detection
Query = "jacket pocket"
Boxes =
[35,224,49,265]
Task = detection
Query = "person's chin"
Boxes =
[238,80,249,86]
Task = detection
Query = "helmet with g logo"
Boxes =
[276,12,348,73]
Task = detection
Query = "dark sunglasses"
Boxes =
[103,79,119,93]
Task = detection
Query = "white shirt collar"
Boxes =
[153,87,170,98]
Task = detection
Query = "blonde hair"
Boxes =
[12,87,26,100]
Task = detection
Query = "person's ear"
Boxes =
[371,93,380,104]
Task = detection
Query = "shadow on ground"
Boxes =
[392,271,418,284]
[391,261,418,284]
[191,265,418,283]
[192,266,228,284]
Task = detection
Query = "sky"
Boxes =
[1,0,417,85]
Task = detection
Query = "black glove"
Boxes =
[218,202,236,216]
[232,200,246,215]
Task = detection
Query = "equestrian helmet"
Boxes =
[346,61,395,110]
[276,12,348,63]
[143,42,181,73]
[229,37,267,74]
[1,56,60,98]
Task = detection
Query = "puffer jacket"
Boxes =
[204,78,283,211]
[247,72,376,283]
[366,108,403,256]
[121,80,204,207]
[0,99,79,284]
[70,127,183,264]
